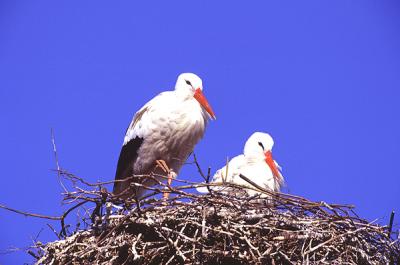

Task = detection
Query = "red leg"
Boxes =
[163,171,176,199]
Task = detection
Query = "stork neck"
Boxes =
[244,154,265,163]
[174,87,193,101]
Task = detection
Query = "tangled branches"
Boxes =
[22,168,398,265]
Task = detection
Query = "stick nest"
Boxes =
[33,174,400,265]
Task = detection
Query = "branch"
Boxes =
[0,204,61,220]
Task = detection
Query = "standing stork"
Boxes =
[197,132,284,197]
[113,73,216,199]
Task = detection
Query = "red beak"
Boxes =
[265,150,280,180]
[194,88,216,120]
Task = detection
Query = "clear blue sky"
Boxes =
[1,1,399,263]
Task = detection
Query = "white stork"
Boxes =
[114,73,216,199]
[197,132,284,197]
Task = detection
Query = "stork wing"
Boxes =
[113,136,144,195]
[113,92,171,196]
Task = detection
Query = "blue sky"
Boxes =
[1,1,399,263]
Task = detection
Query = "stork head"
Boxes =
[244,132,282,181]
[175,73,216,120]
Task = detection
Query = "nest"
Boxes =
[32,171,400,265]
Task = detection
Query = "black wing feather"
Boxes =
[113,137,144,195]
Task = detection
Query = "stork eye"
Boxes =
[258,142,265,150]
[185,80,192,86]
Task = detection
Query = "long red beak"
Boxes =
[265,150,280,181]
[194,88,216,120]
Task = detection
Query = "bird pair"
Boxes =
[113,73,283,200]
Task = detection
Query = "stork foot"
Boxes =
[156,160,170,173]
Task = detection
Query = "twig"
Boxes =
[51,129,68,193]
[0,204,61,220]
[47,223,61,240]
[192,153,206,181]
